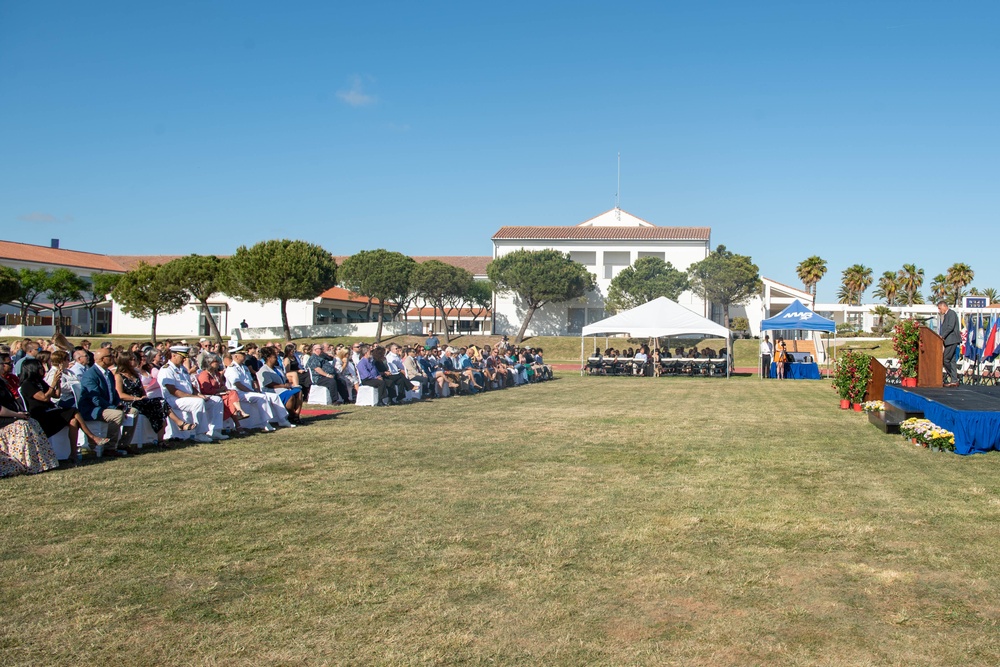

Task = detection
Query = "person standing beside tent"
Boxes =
[775,340,788,380]
[760,335,773,378]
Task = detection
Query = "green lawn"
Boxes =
[3,375,999,665]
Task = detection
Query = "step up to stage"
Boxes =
[870,400,924,434]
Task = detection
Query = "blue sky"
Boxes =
[1,1,997,302]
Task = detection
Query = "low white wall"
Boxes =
[0,325,55,338]
[230,321,422,341]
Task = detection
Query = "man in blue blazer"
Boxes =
[78,347,134,451]
[937,301,962,387]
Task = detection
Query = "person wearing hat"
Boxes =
[224,346,284,431]
[158,346,227,443]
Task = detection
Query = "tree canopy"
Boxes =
[112,262,189,344]
[160,254,229,344]
[410,260,473,343]
[687,245,761,357]
[45,268,87,334]
[11,268,49,321]
[0,266,19,305]
[338,249,417,342]
[837,264,873,306]
[226,240,338,340]
[795,256,827,298]
[76,272,121,335]
[488,249,596,343]
[605,256,688,312]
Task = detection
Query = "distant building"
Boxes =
[0,240,492,339]
[490,208,714,337]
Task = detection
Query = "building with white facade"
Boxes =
[490,209,714,337]
[0,240,120,337]
[0,239,492,339]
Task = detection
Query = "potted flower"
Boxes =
[849,352,873,411]
[833,350,873,410]
[832,354,853,409]
[892,319,921,386]
[861,400,884,413]
[924,425,956,452]
[900,417,930,444]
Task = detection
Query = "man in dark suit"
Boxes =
[78,347,134,452]
[938,301,962,386]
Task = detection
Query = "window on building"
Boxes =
[200,304,227,337]
[567,308,586,334]
[586,308,606,324]
[603,251,631,279]
[638,251,665,261]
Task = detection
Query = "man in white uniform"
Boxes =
[159,346,228,443]
[223,347,280,432]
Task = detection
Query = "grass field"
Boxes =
[3,374,999,665]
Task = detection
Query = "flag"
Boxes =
[983,316,999,360]
[976,314,985,356]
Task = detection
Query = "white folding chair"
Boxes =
[307,385,333,405]
[355,385,378,407]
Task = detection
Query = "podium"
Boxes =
[917,327,943,387]
[865,358,886,402]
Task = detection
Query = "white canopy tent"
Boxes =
[581,297,732,376]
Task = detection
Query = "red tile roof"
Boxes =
[317,286,385,304]
[491,226,711,241]
[0,240,127,272]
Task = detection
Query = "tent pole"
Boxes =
[580,334,585,377]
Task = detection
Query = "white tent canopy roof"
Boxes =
[581,297,731,339]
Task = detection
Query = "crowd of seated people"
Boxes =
[297,339,553,406]
[0,336,305,477]
[588,343,729,377]
[0,333,557,476]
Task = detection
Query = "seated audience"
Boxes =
[157,346,227,443]
[197,354,254,433]
[0,356,58,476]
[257,347,302,423]
[226,347,290,431]
[356,344,388,405]
[19,358,110,458]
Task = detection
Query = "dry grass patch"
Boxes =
[2,375,1000,665]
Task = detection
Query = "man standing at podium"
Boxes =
[938,301,961,387]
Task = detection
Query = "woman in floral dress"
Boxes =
[113,351,181,440]
[0,353,58,476]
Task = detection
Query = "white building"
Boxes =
[490,208,714,337]
[0,240,492,340]
[0,239,120,337]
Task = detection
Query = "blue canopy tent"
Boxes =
[760,300,836,379]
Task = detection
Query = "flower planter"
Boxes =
[853,403,863,412]
[840,399,851,410]
[911,438,918,445]
[902,377,917,388]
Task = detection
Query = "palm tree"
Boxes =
[839,264,873,306]
[929,274,949,303]
[870,304,894,334]
[897,264,924,306]
[945,262,974,306]
[982,287,998,305]
[796,256,827,300]
[872,271,899,306]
